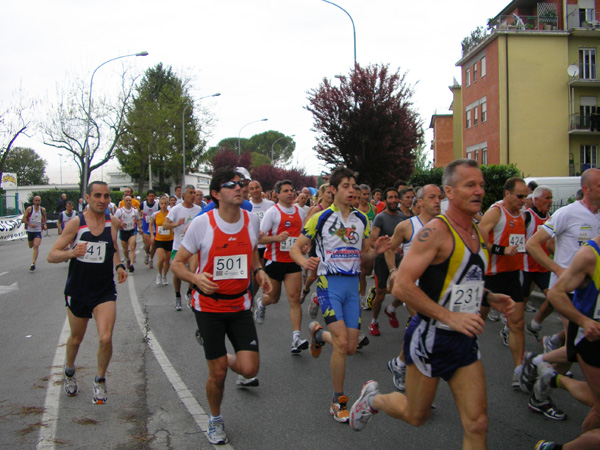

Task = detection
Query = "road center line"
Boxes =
[127,275,232,449]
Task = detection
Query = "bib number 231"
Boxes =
[449,281,484,314]
[213,255,248,280]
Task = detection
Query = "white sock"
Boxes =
[532,354,545,366]
[387,305,396,313]
[371,318,378,325]
[293,330,301,341]
[530,319,541,331]
[396,357,405,368]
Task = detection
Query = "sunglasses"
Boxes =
[220,180,245,189]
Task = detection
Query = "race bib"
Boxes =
[509,234,525,253]
[145,215,152,223]
[76,241,106,264]
[213,254,248,280]
[158,226,170,236]
[448,281,484,314]
[122,219,134,231]
[280,237,298,252]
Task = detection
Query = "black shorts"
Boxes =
[65,293,116,319]
[193,309,259,360]
[27,232,42,242]
[264,260,301,282]
[566,321,600,367]
[521,271,550,297]
[484,270,524,306]
[374,255,402,290]
[120,229,136,242]
[258,247,266,260]
[154,240,173,252]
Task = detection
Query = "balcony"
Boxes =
[569,113,600,134]
[567,9,600,31]
[487,14,558,32]
[568,59,600,87]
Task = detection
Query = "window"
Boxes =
[481,101,487,122]
[581,144,599,169]
[580,48,597,80]
[579,96,597,129]
[466,68,471,86]
[473,63,477,82]
[481,56,486,77]
[579,7,596,25]
[481,147,488,165]
[474,106,478,125]
[466,110,472,128]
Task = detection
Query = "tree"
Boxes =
[116,64,212,192]
[211,148,252,173]
[41,68,138,197]
[412,133,432,171]
[3,147,49,185]
[0,87,36,177]
[306,64,423,189]
[251,165,315,191]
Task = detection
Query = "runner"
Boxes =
[140,189,159,269]
[357,184,376,305]
[290,166,390,423]
[150,195,174,286]
[58,201,77,235]
[254,179,308,353]
[161,185,201,310]
[114,196,142,273]
[478,177,528,387]
[397,187,415,220]
[171,168,271,445]
[118,187,140,210]
[349,159,514,449]
[248,179,275,269]
[22,195,47,271]
[46,181,127,404]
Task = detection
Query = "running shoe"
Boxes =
[535,441,560,450]
[308,293,319,320]
[349,380,379,431]
[369,322,380,336]
[512,368,521,390]
[387,358,406,391]
[526,320,542,342]
[156,274,162,286]
[236,375,259,387]
[330,395,350,423]
[533,364,557,402]
[64,371,78,397]
[254,298,266,324]
[357,334,369,350]
[487,308,500,321]
[92,379,107,404]
[148,259,153,269]
[29,263,36,272]
[384,306,399,328]
[528,396,566,420]
[543,335,559,353]
[175,297,182,311]
[128,264,135,273]
[309,320,324,358]
[186,292,192,310]
[144,254,149,265]
[525,302,537,313]
[500,324,509,346]
[519,352,537,394]
[161,275,169,286]
[362,286,376,310]
[207,418,228,445]
[291,335,309,354]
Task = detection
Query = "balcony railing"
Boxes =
[566,10,600,29]
[570,113,600,132]
[487,14,558,31]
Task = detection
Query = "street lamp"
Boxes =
[322,0,356,67]
[57,153,63,185]
[270,135,295,165]
[82,51,148,199]
[182,92,221,185]
[237,118,268,154]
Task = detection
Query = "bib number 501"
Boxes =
[213,254,248,280]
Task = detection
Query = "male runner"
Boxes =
[140,190,159,269]
[171,168,271,445]
[397,187,415,220]
[290,166,390,423]
[58,201,77,235]
[22,195,46,271]
[254,180,308,353]
[248,179,275,267]
[173,185,183,204]
[118,187,140,210]
[114,196,142,273]
[478,177,528,386]
[350,159,514,449]
[162,185,201,310]
[47,181,127,404]
[357,184,376,304]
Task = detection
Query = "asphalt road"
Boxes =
[0,232,590,449]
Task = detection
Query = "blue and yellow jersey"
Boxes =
[303,204,369,276]
[573,240,600,323]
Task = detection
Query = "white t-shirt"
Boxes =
[541,200,600,287]
[166,203,202,250]
[115,207,140,231]
[299,204,310,214]
[181,209,260,272]
[251,199,275,249]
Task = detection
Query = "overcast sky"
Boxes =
[1,0,509,185]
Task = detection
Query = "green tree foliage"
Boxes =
[4,147,49,185]
[116,64,205,192]
[412,135,432,171]
[408,166,444,188]
[306,64,424,189]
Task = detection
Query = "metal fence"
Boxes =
[0,192,19,216]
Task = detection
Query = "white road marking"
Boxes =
[127,275,233,449]
[0,271,8,277]
[37,318,70,450]
[0,281,18,295]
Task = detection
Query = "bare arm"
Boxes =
[479,206,519,256]
[111,216,127,283]
[22,207,31,226]
[161,217,183,230]
[525,228,563,276]
[291,234,320,271]
[41,207,47,230]
[47,217,85,263]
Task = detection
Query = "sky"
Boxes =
[1,0,511,185]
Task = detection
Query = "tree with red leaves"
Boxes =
[211,148,252,173]
[306,64,423,189]
[251,165,315,191]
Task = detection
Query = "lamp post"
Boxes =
[57,153,63,185]
[322,0,356,67]
[82,51,148,199]
[182,92,221,185]
[270,135,295,165]
[237,118,268,155]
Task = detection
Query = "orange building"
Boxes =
[429,114,454,168]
